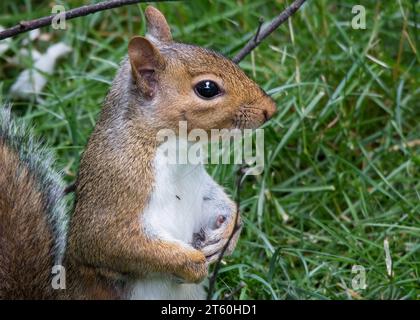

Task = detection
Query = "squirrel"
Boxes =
[0,6,276,299]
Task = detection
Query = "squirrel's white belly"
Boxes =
[129,276,206,300]
[131,141,209,299]
[142,143,208,242]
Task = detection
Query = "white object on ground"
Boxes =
[22,29,41,45]
[10,42,72,99]
[19,48,43,61]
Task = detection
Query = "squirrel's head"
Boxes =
[127,6,276,133]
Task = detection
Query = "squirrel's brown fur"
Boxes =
[0,143,56,299]
[0,107,67,299]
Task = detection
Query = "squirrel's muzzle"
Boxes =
[261,94,277,122]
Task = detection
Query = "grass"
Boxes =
[0,0,419,299]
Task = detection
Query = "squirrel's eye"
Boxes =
[194,80,221,99]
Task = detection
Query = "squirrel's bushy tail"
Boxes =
[0,107,68,299]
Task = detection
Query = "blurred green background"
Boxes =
[0,0,419,299]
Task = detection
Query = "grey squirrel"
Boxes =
[0,6,276,299]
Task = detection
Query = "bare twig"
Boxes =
[0,0,178,40]
[254,17,265,42]
[207,165,246,300]
[64,182,76,195]
[223,281,246,300]
[232,0,307,63]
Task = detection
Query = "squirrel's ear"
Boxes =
[128,36,165,99]
[144,6,172,43]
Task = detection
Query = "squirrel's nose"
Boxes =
[263,96,277,121]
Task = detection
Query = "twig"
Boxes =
[207,165,246,300]
[223,281,246,300]
[0,0,178,40]
[232,0,307,63]
[64,182,76,195]
[254,17,265,42]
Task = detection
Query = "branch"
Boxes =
[0,0,178,40]
[232,0,307,63]
[223,281,246,300]
[64,182,76,195]
[207,165,246,300]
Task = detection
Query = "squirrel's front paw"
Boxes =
[193,214,242,264]
[175,250,208,284]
